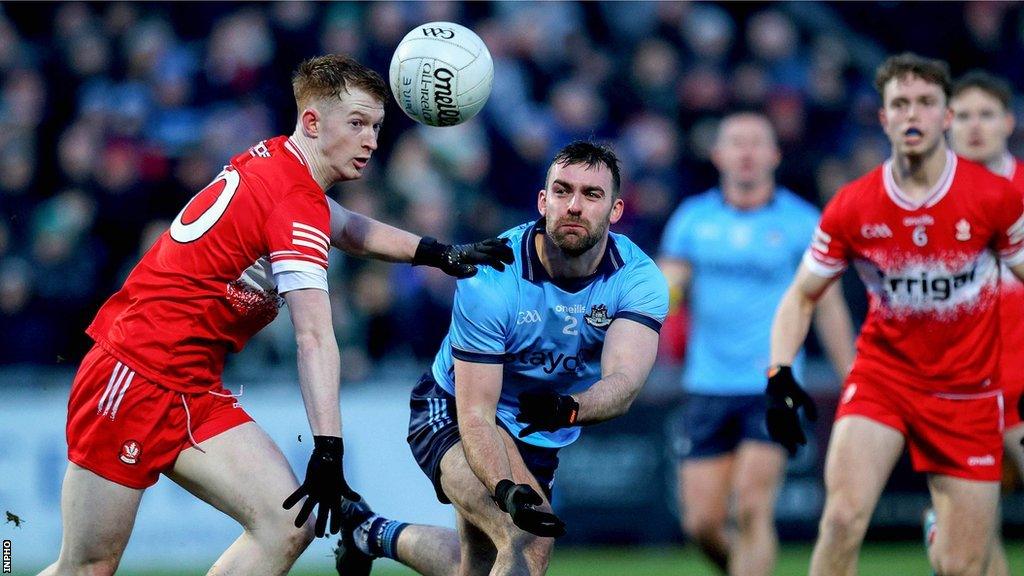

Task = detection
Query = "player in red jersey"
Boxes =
[39,55,512,576]
[937,69,1024,576]
[766,53,1024,576]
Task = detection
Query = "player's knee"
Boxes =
[819,498,870,541]
[682,509,727,544]
[734,492,773,531]
[63,557,121,576]
[932,543,985,576]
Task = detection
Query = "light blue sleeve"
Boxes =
[448,270,513,364]
[658,200,696,261]
[615,258,670,333]
[791,199,822,265]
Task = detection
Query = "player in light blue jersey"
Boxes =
[334,142,668,576]
[659,112,854,576]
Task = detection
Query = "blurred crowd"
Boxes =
[2,1,1023,376]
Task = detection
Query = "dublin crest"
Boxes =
[584,304,612,329]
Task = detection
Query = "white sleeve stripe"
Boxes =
[293,230,329,250]
[802,250,845,278]
[271,253,329,267]
[1002,245,1024,267]
[274,268,328,294]
[292,239,329,258]
[271,259,328,275]
[1007,213,1024,245]
[292,222,329,242]
[270,250,303,256]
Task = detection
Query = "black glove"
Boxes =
[282,435,360,537]
[412,236,514,279]
[516,389,579,438]
[765,365,818,456]
[493,479,566,538]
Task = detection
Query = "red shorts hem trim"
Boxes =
[67,453,153,490]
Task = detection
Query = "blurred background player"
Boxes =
[658,111,855,576]
[767,53,1024,576]
[921,69,1024,576]
[40,54,512,576]
[332,141,669,576]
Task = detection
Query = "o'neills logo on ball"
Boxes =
[119,440,141,465]
[431,68,461,126]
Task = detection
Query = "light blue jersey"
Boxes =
[660,188,819,395]
[431,219,669,449]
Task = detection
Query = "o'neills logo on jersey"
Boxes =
[119,439,141,465]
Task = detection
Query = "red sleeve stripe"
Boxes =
[293,229,329,250]
[270,253,329,267]
[293,239,329,258]
[292,222,329,243]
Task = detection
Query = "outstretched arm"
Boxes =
[574,318,660,424]
[328,197,513,277]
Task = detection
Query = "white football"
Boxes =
[389,21,493,127]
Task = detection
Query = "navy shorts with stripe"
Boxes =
[672,392,777,459]
[407,372,560,504]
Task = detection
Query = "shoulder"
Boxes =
[775,188,820,216]
[664,189,719,233]
[611,234,663,282]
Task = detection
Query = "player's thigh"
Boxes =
[167,421,304,533]
[677,454,734,526]
[822,416,904,511]
[1003,423,1024,476]
[927,474,1000,554]
[57,463,144,565]
[731,441,786,514]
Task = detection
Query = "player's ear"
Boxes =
[877,106,888,130]
[300,107,321,138]
[609,197,624,225]
[1005,110,1016,136]
[942,105,953,131]
[537,189,548,217]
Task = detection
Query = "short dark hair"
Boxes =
[952,70,1013,110]
[548,141,622,197]
[874,52,951,102]
[292,54,388,110]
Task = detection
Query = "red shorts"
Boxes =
[67,344,253,489]
[1003,379,1023,429]
[835,376,1004,482]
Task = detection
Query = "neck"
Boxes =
[891,145,949,200]
[536,232,607,280]
[289,130,332,191]
[985,151,1013,177]
[721,179,774,210]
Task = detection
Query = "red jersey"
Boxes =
[88,136,330,393]
[999,156,1024,385]
[805,151,1024,393]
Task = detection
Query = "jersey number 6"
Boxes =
[170,168,241,243]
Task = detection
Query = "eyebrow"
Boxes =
[552,178,605,194]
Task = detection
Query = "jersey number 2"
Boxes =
[170,168,240,243]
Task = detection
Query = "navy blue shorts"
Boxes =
[672,393,777,459]
[407,373,560,504]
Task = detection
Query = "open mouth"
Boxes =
[903,127,925,146]
[353,157,369,169]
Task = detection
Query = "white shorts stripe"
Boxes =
[108,370,135,420]
[98,362,129,415]
[97,361,125,414]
